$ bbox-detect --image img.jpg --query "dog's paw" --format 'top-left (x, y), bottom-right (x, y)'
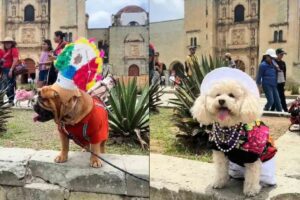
top-left (54, 154), bottom-right (68, 163)
top-left (243, 184), bottom-right (261, 197)
top-left (212, 181), bottom-right (227, 189)
top-left (90, 157), bottom-right (102, 168)
top-left (212, 176), bottom-right (229, 189)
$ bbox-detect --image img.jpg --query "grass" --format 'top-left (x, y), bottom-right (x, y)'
top-left (150, 108), bottom-right (212, 162)
top-left (0, 109), bottom-right (146, 155)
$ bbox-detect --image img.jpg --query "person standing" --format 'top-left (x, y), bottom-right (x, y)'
top-left (224, 52), bottom-right (236, 68)
top-left (149, 44), bottom-right (155, 84)
top-left (271, 48), bottom-right (288, 112)
top-left (151, 51), bottom-right (161, 85)
top-left (37, 40), bottom-right (53, 88)
top-left (0, 47), bottom-right (4, 70)
top-left (0, 37), bottom-right (19, 106)
top-left (256, 48), bottom-right (282, 112)
top-left (47, 31), bottom-right (68, 85)
top-left (185, 46), bottom-right (198, 76)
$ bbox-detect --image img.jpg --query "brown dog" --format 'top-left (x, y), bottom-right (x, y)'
top-left (33, 84), bottom-right (108, 168)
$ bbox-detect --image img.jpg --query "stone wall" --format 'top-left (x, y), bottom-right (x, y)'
top-left (0, 148), bottom-right (149, 200)
top-left (150, 19), bottom-right (185, 70)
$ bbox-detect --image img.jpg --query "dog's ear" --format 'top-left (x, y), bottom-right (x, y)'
top-left (190, 94), bottom-right (212, 125)
top-left (40, 87), bottom-right (59, 99)
top-left (240, 93), bottom-right (262, 123)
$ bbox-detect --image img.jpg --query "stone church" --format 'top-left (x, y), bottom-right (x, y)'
top-left (0, 1), bottom-right (149, 80)
top-left (150, 0), bottom-right (300, 83)
top-left (0, 0), bottom-right (87, 81)
top-left (88, 5), bottom-right (149, 76)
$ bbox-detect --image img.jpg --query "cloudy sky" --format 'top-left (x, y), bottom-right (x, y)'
top-left (86, 0), bottom-right (184, 28)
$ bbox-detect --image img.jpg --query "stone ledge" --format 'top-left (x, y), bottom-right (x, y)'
top-left (150, 132), bottom-right (300, 200)
top-left (0, 148), bottom-right (149, 199)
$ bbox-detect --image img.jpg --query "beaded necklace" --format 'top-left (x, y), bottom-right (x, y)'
top-left (211, 122), bottom-right (245, 153)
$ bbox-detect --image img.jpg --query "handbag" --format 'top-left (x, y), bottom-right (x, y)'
top-left (13, 61), bottom-right (28, 76)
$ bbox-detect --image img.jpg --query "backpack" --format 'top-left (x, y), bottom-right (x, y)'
top-left (288, 96), bottom-right (300, 131)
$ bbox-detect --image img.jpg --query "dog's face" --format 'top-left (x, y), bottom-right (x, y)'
top-left (33, 86), bottom-right (58, 123)
top-left (191, 80), bottom-right (262, 127)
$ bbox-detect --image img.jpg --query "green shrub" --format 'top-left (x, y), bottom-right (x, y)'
top-left (169, 56), bottom-right (225, 152)
top-left (0, 79), bottom-right (12, 135)
top-left (108, 78), bottom-right (149, 150)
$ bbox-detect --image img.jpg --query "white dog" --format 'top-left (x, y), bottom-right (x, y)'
top-left (191, 67), bottom-right (276, 196)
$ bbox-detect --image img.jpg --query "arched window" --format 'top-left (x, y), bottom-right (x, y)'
top-left (274, 31), bottom-right (278, 42)
top-left (278, 30), bottom-right (283, 41)
top-left (234, 5), bottom-right (245, 22)
top-left (69, 32), bottom-right (73, 42)
top-left (190, 37), bottom-right (193, 46)
top-left (250, 67), bottom-right (255, 76)
top-left (42, 5), bottom-right (46, 16)
top-left (129, 21), bottom-right (139, 26)
top-left (193, 37), bottom-right (197, 46)
top-left (12, 6), bottom-right (16, 16)
top-left (251, 3), bottom-right (256, 16)
top-left (24, 5), bottom-right (35, 21)
top-left (222, 7), bottom-right (226, 18)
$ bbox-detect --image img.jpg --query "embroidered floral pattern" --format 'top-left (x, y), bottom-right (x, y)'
top-left (242, 121), bottom-right (269, 154)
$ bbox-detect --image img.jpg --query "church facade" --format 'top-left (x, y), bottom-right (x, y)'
top-left (0, 0), bottom-right (87, 80)
top-left (150, 0), bottom-right (300, 82)
top-left (0, 2), bottom-right (148, 78)
top-left (88, 5), bottom-right (149, 76)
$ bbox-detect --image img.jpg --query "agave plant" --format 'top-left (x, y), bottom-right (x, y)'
top-left (108, 77), bottom-right (149, 150)
top-left (169, 56), bottom-right (225, 151)
top-left (0, 79), bottom-right (12, 135)
top-left (149, 83), bottom-right (163, 113)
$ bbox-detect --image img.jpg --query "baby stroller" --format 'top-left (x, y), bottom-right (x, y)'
top-left (288, 96), bottom-right (300, 132)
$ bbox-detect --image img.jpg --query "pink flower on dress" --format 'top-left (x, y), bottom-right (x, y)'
top-left (96, 75), bottom-right (103, 81)
top-left (242, 125), bottom-right (269, 154)
top-left (100, 50), bottom-right (105, 58)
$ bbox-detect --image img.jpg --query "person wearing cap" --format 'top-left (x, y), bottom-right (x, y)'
top-left (185, 46), bottom-right (198, 76)
top-left (224, 52), bottom-right (236, 68)
top-left (256, 48), bottom-right (282, 112)
top-left (0, 37), bottom-right (19, 105)
top-left (270, 48), bottom-right (288, 112)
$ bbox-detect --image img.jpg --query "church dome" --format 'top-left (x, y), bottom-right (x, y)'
top-left (116, 5), bottom-right (146, 16)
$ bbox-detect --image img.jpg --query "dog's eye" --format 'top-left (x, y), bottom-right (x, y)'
top-left (229, 93), bottom-right (235, 98)
top-left (216, 94), bottom-right (220, 97)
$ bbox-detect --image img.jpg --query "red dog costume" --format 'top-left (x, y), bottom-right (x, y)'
top-left (64, 99), bottom-right (108, 147)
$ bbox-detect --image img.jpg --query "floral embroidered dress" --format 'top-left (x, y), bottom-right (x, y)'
top-left (209, 120), bottom-right (277, 166)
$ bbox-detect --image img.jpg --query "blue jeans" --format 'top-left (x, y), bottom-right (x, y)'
top-left (38, 69), bottom-right (49, 82)
top-left (0, 68), bottom-right (16, 103)
top-left (262, 84), bottom-right (282, 111)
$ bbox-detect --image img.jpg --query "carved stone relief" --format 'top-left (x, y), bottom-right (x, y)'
top-left (232, 29), bottom-right (245, 45)
top-left (22, 28), bottom-right (35, 43)
top-left (130, 45), bottom-right (140, 57)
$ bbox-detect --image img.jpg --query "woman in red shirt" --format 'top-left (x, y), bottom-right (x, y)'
top-left (0, 37), bottom-right (19, 105)
top-left (47, 31), bottom-right (68, 85)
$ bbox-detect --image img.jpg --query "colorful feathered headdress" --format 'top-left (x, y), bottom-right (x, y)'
top-left (54, 38), bottom-right (104, 92)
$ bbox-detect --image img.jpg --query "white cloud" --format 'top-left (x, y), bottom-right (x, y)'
top-left (88, 11), bottom-right (111, 28)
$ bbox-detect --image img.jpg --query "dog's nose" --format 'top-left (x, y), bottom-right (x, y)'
top-left (219, 99), bottom-right (225, 105)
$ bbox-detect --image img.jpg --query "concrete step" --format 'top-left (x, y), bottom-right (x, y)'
top-left (0, 148), bottom-right (149, 199)
top-left (150, 131), bottom-right (300, 200)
